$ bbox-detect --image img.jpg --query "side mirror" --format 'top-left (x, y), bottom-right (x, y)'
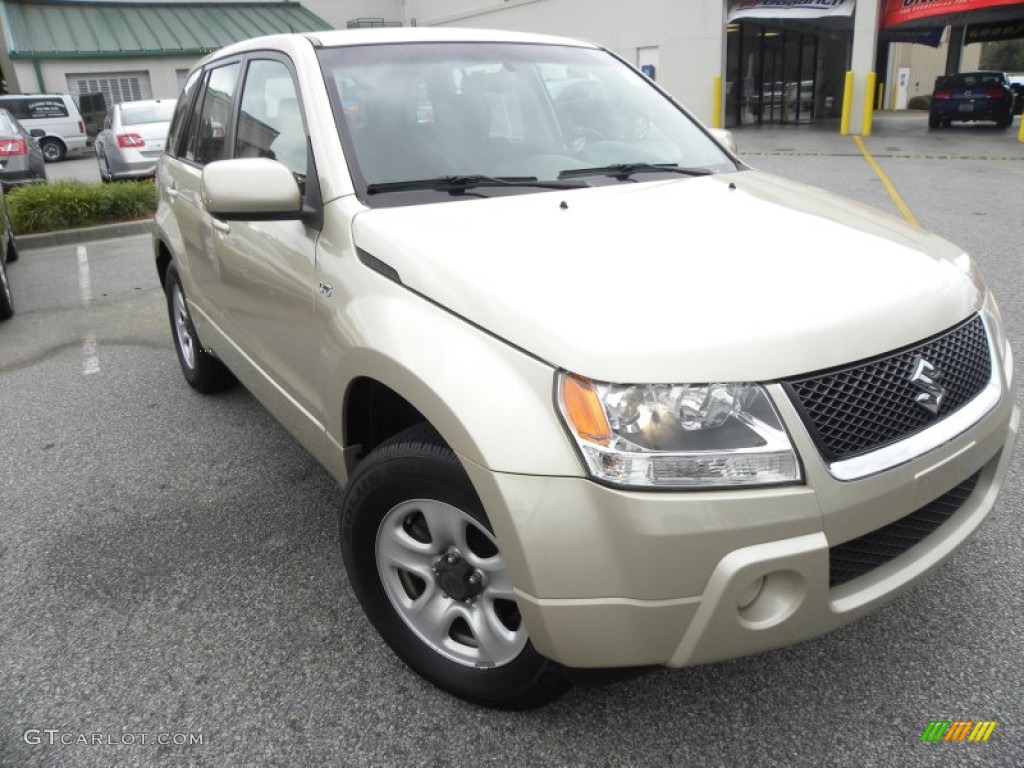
top-left (201, 158), bottom-right (302, 220)
top-left (29, 128), bottom-right (45, 139)
top-left (709, 128), bottom-right (738, 155)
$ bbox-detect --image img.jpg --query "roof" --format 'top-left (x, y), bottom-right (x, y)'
top-left (214, 26), bottom-right (598, 60)
top-left (0, 0), bottom-right (333, 59)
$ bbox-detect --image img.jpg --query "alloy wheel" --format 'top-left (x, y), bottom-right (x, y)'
top-left (172, 283), bottom-right (196, 369)
top-left (376, 499), bottom-right (527, 668)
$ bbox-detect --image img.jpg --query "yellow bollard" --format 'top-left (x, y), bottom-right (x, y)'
top-left (863, 72), bottom-right (876, 136)
top-left (840, 71), bottom-right (854, 135)
top-left (712, 76), bottom-right (723, 129)
top-left (1019, 113), bottom-right (1024, 143)
top-left (877, 82), bottom-right (885, 111)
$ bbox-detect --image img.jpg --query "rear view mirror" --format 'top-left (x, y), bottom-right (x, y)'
top-left (29, 128), bottom-right (45, 139)
top-left (201, 158), bottom-right (302, 220)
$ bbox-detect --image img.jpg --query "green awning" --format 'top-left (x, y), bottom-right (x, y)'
top-left (1, 0), bottom-right (333, 59)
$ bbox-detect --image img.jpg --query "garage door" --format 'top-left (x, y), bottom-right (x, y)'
top-left (66, 71), bottom-right (153, 106)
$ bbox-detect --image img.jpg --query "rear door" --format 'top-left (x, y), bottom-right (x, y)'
top-left (161, 60), bottom-right (242, 321)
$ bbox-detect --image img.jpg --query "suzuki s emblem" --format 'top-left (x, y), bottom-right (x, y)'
top-left (909, 357), bottom-right (945, 416)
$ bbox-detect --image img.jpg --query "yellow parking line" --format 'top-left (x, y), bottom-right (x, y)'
top-left (852, 135), bottom-right (920, 227)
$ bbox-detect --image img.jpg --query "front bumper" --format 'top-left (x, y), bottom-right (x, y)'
top-left (462, 358), bottom-right (1018, 669)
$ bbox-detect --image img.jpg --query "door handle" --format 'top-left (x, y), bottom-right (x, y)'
top-left (166, 181), bottom-right (178, 199)
top-left (211, 218), bottom-right (230, 235)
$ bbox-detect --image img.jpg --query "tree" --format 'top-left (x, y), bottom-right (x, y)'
top-left (980, 40), bottom-right (1024, 71)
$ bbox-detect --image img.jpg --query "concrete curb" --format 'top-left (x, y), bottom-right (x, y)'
top-left (17, 218), bottom-right (153, 250)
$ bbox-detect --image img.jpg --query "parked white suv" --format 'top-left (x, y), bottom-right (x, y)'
top-left (153, 29), bottom-right (1019, 709)
top-left (0, 93), bottom-right (89, 162)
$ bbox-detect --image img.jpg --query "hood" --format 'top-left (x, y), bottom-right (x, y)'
top-left (350, 171), bottom-right (983, 383)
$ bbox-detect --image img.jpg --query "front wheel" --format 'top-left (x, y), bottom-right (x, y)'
top-left (0, 254), bottom-right (14, 321)
top-left (39, 138), bottom-right (65, 163)
top-left (5, 216), bottom-right (18, 262)
top-left (340, 424), bottom-right (569, 709)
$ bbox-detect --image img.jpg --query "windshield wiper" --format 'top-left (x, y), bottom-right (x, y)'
top-left (366, 175), bottom-right (587, 195)
top-left (557, 163), bottom-right (712, 181)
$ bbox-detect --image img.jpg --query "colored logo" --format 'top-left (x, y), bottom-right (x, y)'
top-left (920, 720), bottom-right (997, 742)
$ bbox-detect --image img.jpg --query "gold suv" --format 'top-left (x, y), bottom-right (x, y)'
top-left (153, 29), bottom-right (1019, 709)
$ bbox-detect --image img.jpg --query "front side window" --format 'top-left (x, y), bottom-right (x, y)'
top-left (318, 42), bottom-right (736, 205)
top-left (187, 62), bottom-right (240, 166)
top-left (234, 59), bottom-right (307, 178)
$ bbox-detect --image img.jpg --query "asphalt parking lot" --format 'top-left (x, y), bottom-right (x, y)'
top-left (1, 112), bottom-right (1022, 767)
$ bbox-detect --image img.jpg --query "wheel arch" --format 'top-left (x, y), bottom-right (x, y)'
top-left (39, 135), bottom-right (67, 158)
top-left (154, 237), bottom-right (172, 289)
top-left (343, 376), bottom-right (430, 462)
top-left (332, 340), bottom-right (579, 479)
top-left (338, 359), bottom-right (486, 476)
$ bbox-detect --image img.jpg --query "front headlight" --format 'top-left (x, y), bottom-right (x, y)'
top-left (557, 373), bottom-right (801, 489)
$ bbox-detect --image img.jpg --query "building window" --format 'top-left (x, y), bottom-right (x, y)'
top-left (66, 71), bottom-right (153, 106)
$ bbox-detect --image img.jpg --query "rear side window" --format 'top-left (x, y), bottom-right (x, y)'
top-left (0, 97), bottom-right (71, 121)
top-left (167, 69), bottom-right (202, 158)
top-left (26, 99), bottom-right (69, 118)
top-left (185, 62), bottom-right (240, 166)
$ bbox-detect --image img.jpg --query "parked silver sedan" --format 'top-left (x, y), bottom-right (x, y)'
top-left (94, 99), bottom-right (175, 182)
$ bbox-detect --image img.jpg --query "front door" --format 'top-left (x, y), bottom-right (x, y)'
top-left (212, 56), bottom-right (323, 428)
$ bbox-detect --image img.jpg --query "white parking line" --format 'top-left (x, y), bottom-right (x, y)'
top-left (77, 246), bottom-right (93, 303)
top-left (82, 333), bottom-right (100, 375)
top-left (77, 246), bottom-right (100, 375)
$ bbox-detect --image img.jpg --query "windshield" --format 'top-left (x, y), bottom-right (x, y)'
top-left (318, 42), bottom-right (736, 203)
top-left (121, 101), bottom-right (176, 126)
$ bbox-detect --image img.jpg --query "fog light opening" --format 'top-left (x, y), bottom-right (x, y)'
top-left (737, 570), bottom-right (806, 628)
top-left (736, 575), bottom-right (765, 610)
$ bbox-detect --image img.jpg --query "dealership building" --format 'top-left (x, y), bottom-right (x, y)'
top-left (0, 0), bottom-right (1020, 134)
top-left (306, 0), bottom-right (1023, 132)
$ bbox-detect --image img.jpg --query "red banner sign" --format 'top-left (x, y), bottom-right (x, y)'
top-left (882, 0), bottom-right (1024, 29)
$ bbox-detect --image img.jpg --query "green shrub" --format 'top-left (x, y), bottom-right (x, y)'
top-left (907, 95), bottom-right (932, 111)
top-left (6, 180), bottom-right (156, 234)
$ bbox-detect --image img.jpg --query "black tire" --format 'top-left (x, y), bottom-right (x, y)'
top-left (164, 263), bottom-right (235, 393)
top-left (0, 252), bottom-right (13, 321)
top-left (997, 114), bottom-right (1012, 129)
top-left (39, 138), bottom-right (66, 163)
top-left (5, 216), bottom-right (18, 262)
top-left (97, 153), bottom-right (113, 183)
top-left (340, 424), bottom-right (569, 710)
top-left (927, 114), bottom-right (940, 129)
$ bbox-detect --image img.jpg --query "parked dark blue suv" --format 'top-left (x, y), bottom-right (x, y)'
top-left (929, 71), bottom-right (1015, 129)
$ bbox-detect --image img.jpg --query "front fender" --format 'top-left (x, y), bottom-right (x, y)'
top-left (321, 282), bottom-right (582, 478)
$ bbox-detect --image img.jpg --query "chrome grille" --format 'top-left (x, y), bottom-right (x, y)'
top-left (783, 315), bottom-right (990, 462)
